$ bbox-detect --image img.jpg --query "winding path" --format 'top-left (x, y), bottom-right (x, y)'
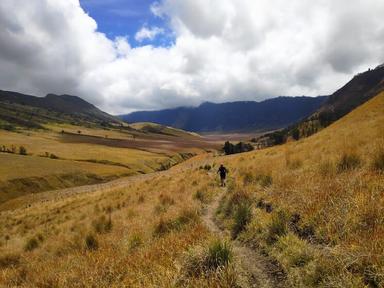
top-left (202, 188), bottom-right (288, 288)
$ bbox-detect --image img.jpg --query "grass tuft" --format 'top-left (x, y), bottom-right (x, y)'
top-left (231, 203), bottom-right (252, 239)
top-left (255, 173), bottom-right (273, 188)
top-left (153, 209), bottom-right (199, 236)
top-left (0, 254), bottom-right (20, 269)
top-left (267, 210), bottom-right (289, 244)
top-left (128, 234), bottom-right (143, 251)
top-left (337, 152), bottom-right (361, 172)
top-left (85, 234), bottom-right (98, 251)
top-left (92, 215), bottom-right (112, 234)
top-left (24, 237), bottom-right (39, 252)
top-left (182, 240), bottom-right (233, 278)
top-left (372, 149), bottom-right (384, 172)
top-left (206, 240), bottom-right (233, 270)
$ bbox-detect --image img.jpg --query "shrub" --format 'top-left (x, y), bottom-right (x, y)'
top-left (193, 190), bottom-right (206, 203)
top-left (36, 233), bottom-right (44, 242)
top-left (49, 153), bottom-right (59, 159)
top-left (287, 158), bottom-right (302, 170)
top-left (128, 234), bottom-right (143, 250)
top-left (231, 203), bottom-right (252, 239)
top-left (0, 254), bottom-right (20, 268)
top-left (154, 204), bottom-right (168, 214)
top-left (7, 145), bottom-right (16, 154)
top-left (223, 141), bottom-right (254, 155)
top-left (18, 146), bottom-right (27, 155)
top-left (0, 123), bottom-right (16, 131)
top-left (372, 150), bottom-right (384, 172)
top-left (154, 194), bottom-right (175, 214)
top-left (301, 258), bottom-right (332, 287)
top-left (85, 234), bottom-right (98, 250)
top-left (204, 164), bottom-right (212, 171)
top-left (272, 234), bottom-right (313, 270)
top-left (319, 160), bottom-right (335, 177)
top-left (92, 215), bottom-right (112, 234)
top-left (337, 153), bottom-right (361, 172)
top-left (255, 173), bottom-right (273, 188)
top-left (153, 218), bottom-right (170, 236)
top-left (159, 194), bottom-right (175, 206)
top-left (153, 209), bottom-right (199, 236)
top-left (242, 172), bottom-right (254, 185)
top-left (173, 209), bottom-right (199, 228)
top-left (222, 190), bottom-right (251, 217)
top-left (24, 237), bottom-right (39, 251)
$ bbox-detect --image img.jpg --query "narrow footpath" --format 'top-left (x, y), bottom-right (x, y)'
top-left (202, 187), bottom-right (288, 288)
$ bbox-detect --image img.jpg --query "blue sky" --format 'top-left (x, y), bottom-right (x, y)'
top-left (80, 0), bottom-right (172, 47)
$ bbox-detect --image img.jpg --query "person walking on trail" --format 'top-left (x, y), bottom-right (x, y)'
top-left (217, 164), bottom-right (228, 187)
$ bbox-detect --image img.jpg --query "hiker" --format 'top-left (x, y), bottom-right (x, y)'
top-left (217, 164), bottom-right (228, 187)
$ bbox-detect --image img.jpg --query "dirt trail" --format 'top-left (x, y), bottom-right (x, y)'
top-left (0, 172), bottom-right (165, 211)
top-left (202, 188), bottom-right (287, 288)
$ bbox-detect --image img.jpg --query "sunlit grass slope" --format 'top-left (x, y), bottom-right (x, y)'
top-left (0, 123), bottom-right (205, 204)
top-left (0, 93), bottom-right (382, 287)
top-left (0, 158), bottom-right (234, 287)
top-left (130, 122), bottom-right (200, 138)
top-left (215, 91), bottom-right (384, 287)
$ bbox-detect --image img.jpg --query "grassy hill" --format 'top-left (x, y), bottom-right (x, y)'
top-left (0, 92), bottom-right (382, 286)
top-left (214, 91), bottom-right (384, 286)
top-left (0, 91), bottom-right (221, 204)
top-left (258, 65), bottom-right (384, 145)
top-left (0, 90), bottom-right (121, 129)
top-left (130, 122), bottom-right (200, 138)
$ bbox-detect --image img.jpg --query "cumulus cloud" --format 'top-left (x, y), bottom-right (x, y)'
top-left (135, 26), bottom-right (164, 42)
top-left (0, 0), bottom-right (383, 114)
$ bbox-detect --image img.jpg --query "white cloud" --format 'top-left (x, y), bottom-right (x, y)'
top-left (135, 26), bottom-right (164, 42)
top-left (0, 0), bottom-right (383, 114)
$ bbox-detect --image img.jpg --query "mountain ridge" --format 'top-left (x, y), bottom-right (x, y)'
top-left (258, 64), bottom-right (384, 145)
top-left (0, 90), bottom-right (121, 129)
top-left (121, 96), bottom-right (328, 132)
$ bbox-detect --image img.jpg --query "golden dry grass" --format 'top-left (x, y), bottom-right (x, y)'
top-left (130, 122), bottom-right (200, 138)
top-left (0, 158), bottom-right (229, 287)
top-left (0, 92), bottom-right (383, 287)
top-left (0, 123), bottom-right (210, 204)
top-left (0, 129), bottom-right (169, 173)
top-left (214, 92), bottom-right (384, 287)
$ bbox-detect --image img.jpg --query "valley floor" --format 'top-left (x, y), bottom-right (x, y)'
top-left (0, 123), bottom-right (219, 206)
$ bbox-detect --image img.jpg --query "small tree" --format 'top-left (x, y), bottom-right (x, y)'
top-left (224, 141), bottom-right (234, 155)
top-left (19, 146), bottom-right (27, 155)
top-left (291, 127), bottom-right (300, 140)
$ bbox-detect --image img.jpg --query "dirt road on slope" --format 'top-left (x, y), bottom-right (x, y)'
top-left (0, 153), bottom-right (214, 212)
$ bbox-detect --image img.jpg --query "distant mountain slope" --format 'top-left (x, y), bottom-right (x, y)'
top-left (317, 65), bottom-right (384, 121)
top-left (258, 64), bottom-right (384, 145)
top-left (121, 96), bottom-right (327, 132)
top-left (130, 122), bottom-right (200, 138)
top-left (0, 90), bottom-right (121, 129)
